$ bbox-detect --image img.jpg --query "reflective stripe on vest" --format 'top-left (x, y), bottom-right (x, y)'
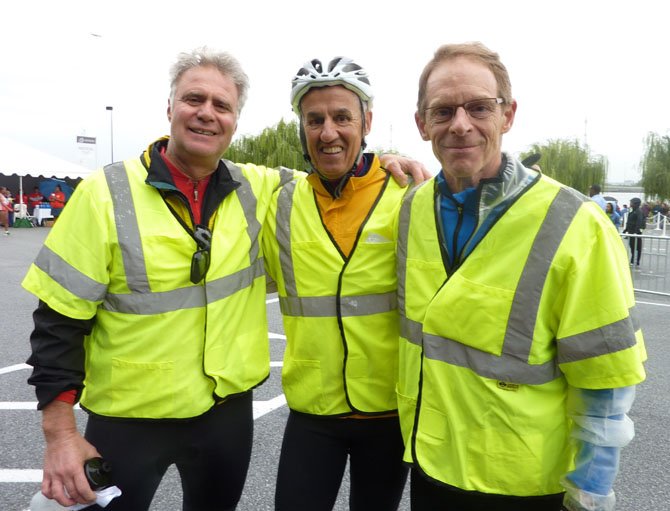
top-left (34, 245), bottom-right (108, 302)
top-left (398, 186), bottom-right (639, 385)
top-left (105, 163), bottom-right (151, 293)
top-left (35, 161), bottom-right (262, 314)
top-left (276, 179), bottom-right (397, 318)
top-left (226, 161), bottom-right (261, 263)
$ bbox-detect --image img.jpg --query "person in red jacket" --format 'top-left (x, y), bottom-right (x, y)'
top-left (0, 186), bottom-right (11, 234)
top-left (48, 185), bottom-right (66, 218)
top-left (28, 186), bottom-right (44, 215)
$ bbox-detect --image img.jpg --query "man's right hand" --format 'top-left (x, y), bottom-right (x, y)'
top-left (41, 400), bottom-right (99, 506)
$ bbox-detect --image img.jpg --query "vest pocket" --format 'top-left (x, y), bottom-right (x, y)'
top-left (424, 272), bottom-right (514, 356)
top-left (110, 358), bottom-right (175, 417)
top-left (396, 387), bottom-right (418, 446)
top-left (467, 427), bottom-right (546, 494)
top-left (283, 359), bottom-right (324, 413)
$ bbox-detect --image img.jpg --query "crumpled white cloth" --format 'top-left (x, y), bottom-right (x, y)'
top-left (69, 486), bottom-right (122, 510)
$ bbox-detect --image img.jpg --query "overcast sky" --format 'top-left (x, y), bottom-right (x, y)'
top-left (1, 1), bottom-right (667, 185)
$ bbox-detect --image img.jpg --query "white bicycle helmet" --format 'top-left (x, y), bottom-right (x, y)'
top-left (290, 57), bottom-right (374, 114)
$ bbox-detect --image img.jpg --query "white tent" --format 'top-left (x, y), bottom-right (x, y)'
top-left (0, 135), bottom-right (94, 180)
top-left (0, 135), bottom-right (94, 213)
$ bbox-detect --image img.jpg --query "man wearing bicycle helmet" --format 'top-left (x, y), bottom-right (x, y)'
top-left (263, 57), bottom-right (409, 510)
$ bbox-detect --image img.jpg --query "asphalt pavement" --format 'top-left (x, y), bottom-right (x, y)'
top-left (1, 227), bottom-right (668, 510)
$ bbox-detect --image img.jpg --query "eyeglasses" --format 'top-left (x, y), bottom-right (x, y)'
top-left (424, 97), bottom-right (504, 125)
top-left (190, 225), bottom-right (212, 284)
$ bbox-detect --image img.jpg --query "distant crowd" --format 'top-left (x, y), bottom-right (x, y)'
top-left (0, 185), bottom-right (67, 231)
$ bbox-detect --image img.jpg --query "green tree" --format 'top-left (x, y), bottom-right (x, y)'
top-left (224, 118), bottom-right (305, 170)
top-left (640, 132), bottom-right (670, 201)
top-left (520, 139), bottom-right (608, 193)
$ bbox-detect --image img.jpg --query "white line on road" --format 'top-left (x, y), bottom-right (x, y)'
top-left (0, 469), bottom-right (42, 483)
top-left (0, 402), bottom-right (37, 410)
top-left (0, 403), bottom-right (81, 410)
top-left (1, 395), bottom-right (288, 483)
top-left (0, 363), bottom-right (30, 375)
top-left (252, 394), bottom-right (287, 420)
top-left (637, 299), bottom-right (670, 307)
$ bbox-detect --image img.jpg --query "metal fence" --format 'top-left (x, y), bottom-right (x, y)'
top-left (647, 212), bottom-right (669, 237)
top-left (622, 232), bottom-right (670, 297)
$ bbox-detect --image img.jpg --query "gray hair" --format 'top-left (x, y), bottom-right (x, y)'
top-left (169, 46), bottom-right (250, 113)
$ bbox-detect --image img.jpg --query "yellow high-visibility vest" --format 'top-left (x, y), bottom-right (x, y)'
top-left (23, 156), bottom-right (290, 419)
top-left (397, 162), bottom-right (646, 495)
top-left (264, 163), bottom-right (405, 415)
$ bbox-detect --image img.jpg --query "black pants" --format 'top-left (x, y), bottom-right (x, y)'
top-left (410, 469), bottom-right (564, 511)
top-left (84, 392), bottom-right (253, 511)
top-left (629, 236), bottom-right (642, 265)
top-left (275, 411), bottom-right (408, 511)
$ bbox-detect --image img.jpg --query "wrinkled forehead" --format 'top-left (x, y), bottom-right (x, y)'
top-left (427, 57), bottom-right (498, 99)
top-left (300, 85), bottom-right (362, 113)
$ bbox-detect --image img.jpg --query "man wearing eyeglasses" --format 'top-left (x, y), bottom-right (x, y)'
top-left (396, 42), bottom-right (646, 511)
top-left (21, 47), bottom-right (427, 511)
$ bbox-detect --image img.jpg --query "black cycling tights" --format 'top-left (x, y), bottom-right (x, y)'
top-left (84, 392), bottom-right (253, 511)
top-left (629, 236), bottom-right (643, 265)
top-left (410, 469), bottom-right (565, 511)
top-left (275, 411), bottom-right (408, 511)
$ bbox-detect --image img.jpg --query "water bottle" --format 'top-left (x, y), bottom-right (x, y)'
top-left (29, 457), bottom-right (114, 510)
top-left (83, 457), bottom-right (113, 491)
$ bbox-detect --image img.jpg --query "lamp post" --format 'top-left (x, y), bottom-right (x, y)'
top-left (105, 106), bottom-right (114, 163)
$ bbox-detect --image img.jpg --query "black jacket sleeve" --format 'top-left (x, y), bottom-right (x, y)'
top-left (26, 300), bottom-right (94, 409)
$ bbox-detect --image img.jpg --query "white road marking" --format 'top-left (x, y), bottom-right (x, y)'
top-left (0, 469), bottom-right (41, 482)
top-left (0, 363), bottom-right (30, 375)
top-left (1, 317), bottom-right (288, 484)
top-left (637, 300), bottom-right (670, 307)
top-left (0, 403), bottom-right (81, 410)
top-left (252, 394), bottom-right (287, 420)
top-left (0, 402), bottom-right (37, 410)
top-left (0, 394), bottom-right (288, 482)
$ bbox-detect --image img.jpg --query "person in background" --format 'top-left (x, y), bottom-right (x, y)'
top-left (4, 188), bottom-right (15, 226)
top-left (605, 202), bottom-right (621, 229)
top-left (640, 201), bottom-right (651, 219)
top-left (623, 197), bottom-right (645, 267)
top-left (264, 57), bottom-right (408, 511)
top-left (588, 184), bottom-right (607, 211)
top-left (651, 200), bottom-right (662, 216)
top-left (48, 185), bottom-right (66, 218)
top-left (28, 186), bottom-right (44, 215)
top-left (620, 203), bottom-right (629, 219)
top-left (397, 41), bottom-right (646, 511)
top-left (22, 46), bottom-right (427, 511)
top-left (0, 187), bottom-right (11, 235)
